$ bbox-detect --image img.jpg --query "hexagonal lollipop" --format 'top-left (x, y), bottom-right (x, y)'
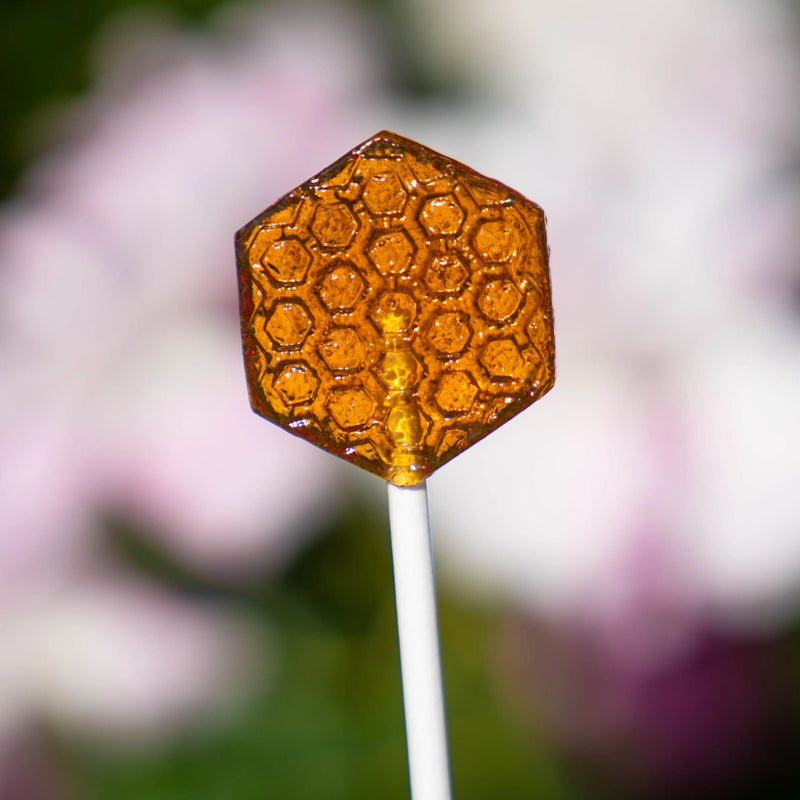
top-left (236, 131), bottom-right (554, 799)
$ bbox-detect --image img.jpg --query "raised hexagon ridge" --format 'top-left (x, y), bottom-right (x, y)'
top-left (311, 202), bottom-right (359, 249)
top-left (264, 300), bottom-right (313, 350)
top-left (327, 386), bottom-right (375, 430)
top-left (319, 327), bottom-right (366, 372)
top-left (318, 264), bottom-right (365, 312)
top-left (423, 253), bottom-right (470, 295)
top-left (477, 278), bottom-right (523, 323)
top-left (426, 312), bottom-right (472, 356)
top-left (480, 338), bottom-right (524, 379)
top-left (419, 193), bottom-right (465, 236)
top-left (473, 217), bottom-right (521, 263)
top-left (362, 172), bottom-right (407, 216)
top-left (261, 238), bottom-right (312, 285)
top-left (368, 230), bottom-right (415, 276)
top-left (434, 371), bottom-right (478, 413)
top-left (273, 361), bottom-right (318, 406)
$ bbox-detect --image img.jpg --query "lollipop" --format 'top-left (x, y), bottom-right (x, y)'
top-left (236, 131), bottom-right (554, 799)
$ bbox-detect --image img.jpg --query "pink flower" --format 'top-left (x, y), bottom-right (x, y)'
top-left (0, 1), bottom-right (383, 738)
top-left (0, 1), bottom-right (381, 579)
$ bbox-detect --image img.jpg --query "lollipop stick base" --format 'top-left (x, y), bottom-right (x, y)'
top-left (387, 481), bottom-right (453, 800)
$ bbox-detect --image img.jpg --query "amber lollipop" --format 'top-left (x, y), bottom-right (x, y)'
top-left (236, 131), bottom-right (554, 799)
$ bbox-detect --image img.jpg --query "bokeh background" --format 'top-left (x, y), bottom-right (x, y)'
top-left (2, 0), bottom-right (800, 797)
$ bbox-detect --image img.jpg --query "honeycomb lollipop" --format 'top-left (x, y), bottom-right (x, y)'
top-left (236, 130), bottom-right (554, 486)
top-left (236, 131), bottom-right (554, 799)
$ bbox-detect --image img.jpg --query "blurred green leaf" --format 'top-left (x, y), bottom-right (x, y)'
top-left (0, 0), bottom-right (234, 198)
top-left (0, 0), bottom-right (467, 200)
top-left (69, 496), bottom-right (569, 799)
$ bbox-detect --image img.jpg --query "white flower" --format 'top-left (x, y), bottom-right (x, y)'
top-left (398, 0), bottom-right (800, 635)
top-left (0, 573), bottom-right (254, 741)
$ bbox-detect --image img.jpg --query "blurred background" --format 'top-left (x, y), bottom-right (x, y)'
top-left (1, 0), bottom-right (800, 797)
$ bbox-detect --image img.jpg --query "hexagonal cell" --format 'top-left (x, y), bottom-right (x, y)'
top-left (327, 386), bottom-right (375, 430)
top-left (473, 217), bottom-right (521, 263)
top-left (480, 339), bottom-right (524, 379)
top-left (386, 400), bottom-right (424, 449)
top-left (362, 172), bottom-right (407, 216)
top-left (261, 238), bottom-right (311, 285)
top-left (368, 230), bottom-right (415, 276)
top-left (264, 300), bottom-right (313, 349)
top-left (273, 362), bottom-right (318, 405)
top-left (436, 427), bottom-right (467, 457)
top-left (426, 312), bottom-right (471, 356)
top-left (318, 264), bottom-right (365, 312)
top-left (247, 227), bottom-right (280, 269)
top-left (375, 346), bottom-right (422, 392)
top-left (423, 253), bottom-right (469, 295)
top-left (419, 194), bottom-right (464, 236)
top-left (477, 279), bottom-right (523, 322)
top-left (371, 291), bottom-right (418, 334)
top-left (319, 327), bottom-right (366, 372)
top-left (311, 202), bottom-right (359, 248)
top-left (435, 371), bottom-right (478, 413)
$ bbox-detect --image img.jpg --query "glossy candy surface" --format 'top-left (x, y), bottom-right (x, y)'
top-left (236, 131), bottom-right (555, 485)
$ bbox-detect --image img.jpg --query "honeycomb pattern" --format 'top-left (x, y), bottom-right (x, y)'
top-left (236, 130), bottom-right (555, 485)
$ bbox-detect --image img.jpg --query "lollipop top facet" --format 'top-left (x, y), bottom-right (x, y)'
top-left (236, 131), bottom-right (554, 485)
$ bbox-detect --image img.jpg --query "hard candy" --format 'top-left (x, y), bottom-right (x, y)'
top-left (236, 131), bottom-right (555, 485)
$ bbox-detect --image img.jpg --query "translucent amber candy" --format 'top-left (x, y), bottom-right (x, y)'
top-left (236, 131), bottom-right (555, 485)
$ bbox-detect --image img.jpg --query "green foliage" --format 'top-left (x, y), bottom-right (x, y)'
top-left (0, 0), bottom-right (463, 200)
top-left (0, 0), bottom-right (230, 198)
top-left (66, 497), bottom-right (568, 799)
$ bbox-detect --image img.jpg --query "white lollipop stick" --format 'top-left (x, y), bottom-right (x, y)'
top-left (387, 481), bottom-right (453, 800)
